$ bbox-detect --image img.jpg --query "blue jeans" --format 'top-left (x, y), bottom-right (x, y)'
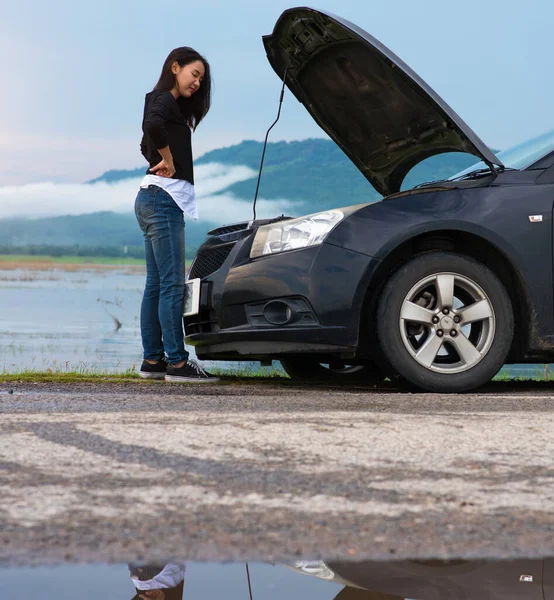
top-left (135, 185), bottom-right (189, 364)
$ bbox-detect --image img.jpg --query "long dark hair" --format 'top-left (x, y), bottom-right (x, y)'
top-left (154, 47), bottom-right (212, 131)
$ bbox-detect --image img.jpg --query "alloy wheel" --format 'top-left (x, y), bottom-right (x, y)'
top-left (398, 272), bottom-right (495, 374)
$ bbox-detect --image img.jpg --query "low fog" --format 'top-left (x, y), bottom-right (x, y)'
top-left (0, 163), bottom-right (299, 224)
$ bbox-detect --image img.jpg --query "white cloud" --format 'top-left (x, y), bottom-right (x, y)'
top-left (193, 163), bottom-right (258, 195)
top-left (0, 163), bottom-right (301, 223)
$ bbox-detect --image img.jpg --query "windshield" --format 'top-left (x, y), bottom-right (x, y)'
top-left (450, 128), bottom-right (554, 179)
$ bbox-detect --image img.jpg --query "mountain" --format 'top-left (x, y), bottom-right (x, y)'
top-left (87, 167), bottom-right (145, 184)
top-left (196, 139), bottom-right (477, 208)
top-left (90, 138), bottom-right (478, 211)
top-left (0, 212), bottom-right (140, 247)
top-left (0, 212), bottom-right (207, 258)
top-left (3, 139), bottom-right (480, 254)
top-left (197, 139), bottom-right (373, 209)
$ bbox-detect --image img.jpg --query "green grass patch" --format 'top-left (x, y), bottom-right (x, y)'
top-left (0, 255), bottom-right (196, 269)
top-left (0, 364), bottom-right (286, 384)
top-left (0, 372), bottom-right (141, 384)
top-left (0, 372), bottom-right (285, 385)
top-left (0, 254), bottom-right (146, 266)
top-left (3, 369), bottom-right (554, 387)
top-left (0, 362), bottom-right (142, 382)
top-left (493, 365), bottom-right (554, 382)
top-left (211, 366), bottom-right (286, 380)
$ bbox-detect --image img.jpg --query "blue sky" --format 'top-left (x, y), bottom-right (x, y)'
top-left (1, 0), bottom-right (553, 185)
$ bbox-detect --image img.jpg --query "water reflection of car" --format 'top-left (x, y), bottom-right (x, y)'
top-left (185, 6), bottom-right (554, 393)
top-left (289, 558), bottom-right (552, 599)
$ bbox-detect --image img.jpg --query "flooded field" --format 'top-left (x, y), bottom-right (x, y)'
top-left (0, 263), bottom-right (549, 378)
top-left (0, 264), bottom-right (256, 375)
top-left (0, 265), bottom-right (144, 373)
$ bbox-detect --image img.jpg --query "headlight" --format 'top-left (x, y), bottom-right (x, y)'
top-left (289, 560), bottom-right (336, 580)
top-left (250, 209), bottom-right (345, 259)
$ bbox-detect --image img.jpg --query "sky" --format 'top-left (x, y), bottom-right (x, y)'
top-left (1, 0), bottom-right (553, 214)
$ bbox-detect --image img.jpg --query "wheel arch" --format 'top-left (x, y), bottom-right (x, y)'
top-left (357, 229), bottom-right (532, 361)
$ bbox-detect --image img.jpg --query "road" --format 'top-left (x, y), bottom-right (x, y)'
top-left (1, 380), bottom-right (554, 565)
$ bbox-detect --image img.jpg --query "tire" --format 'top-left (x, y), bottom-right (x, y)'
top-left (376, 252), bottom-right (514, 393)
top-left (280, 357), bottom-right (385, 385)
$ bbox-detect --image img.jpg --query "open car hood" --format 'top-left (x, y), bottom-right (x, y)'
top-left (263, 7), bottom-right (503, 197)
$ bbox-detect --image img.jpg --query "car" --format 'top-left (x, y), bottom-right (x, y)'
top-left (288, 557), bottom-right (553, 599)
top-left (184, 6), bottom-right (554, 393)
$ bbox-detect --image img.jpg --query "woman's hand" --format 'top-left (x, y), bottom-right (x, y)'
top-left (149, 158), bottom-right (176, 178)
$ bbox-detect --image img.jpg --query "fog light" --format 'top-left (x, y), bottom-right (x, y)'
top-left (263, 301), bottom-right (293, 325)
top-left (245, 296), bottom-right (318, 328)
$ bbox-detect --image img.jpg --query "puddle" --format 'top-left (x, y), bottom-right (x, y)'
top-left (1, 557), bottom-right (553, 599)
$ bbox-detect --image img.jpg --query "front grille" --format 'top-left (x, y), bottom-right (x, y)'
top-left (189, 243), bottom-right (234, 279)
top-left (208, 222), bottom-right (249, 236)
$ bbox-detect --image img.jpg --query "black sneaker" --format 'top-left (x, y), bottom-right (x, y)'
top-left (165, 359), bottom-right (220, 383)
top-left (139, 357), bottom-right (168, 379)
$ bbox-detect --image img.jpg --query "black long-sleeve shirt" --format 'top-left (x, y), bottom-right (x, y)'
top-left (140, 90), bottom-right (194, 184)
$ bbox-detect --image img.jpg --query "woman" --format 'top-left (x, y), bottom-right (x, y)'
top-left (135, 47), bottom-right (218, 382)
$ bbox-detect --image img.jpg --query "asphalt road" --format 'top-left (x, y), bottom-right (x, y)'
top-left (1, 380), bottom-right (554, 566)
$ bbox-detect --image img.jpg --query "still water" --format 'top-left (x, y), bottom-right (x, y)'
top-left (0, 266), bottom-right (257, 374)
top-left (2, 557), bottom-right (553, 599)
top-left (0, 265), bottom-right (548, 378)
top-left (0, 267), bottom-right (145, 373)
top-left (0, 562), bottom-right (340, 600)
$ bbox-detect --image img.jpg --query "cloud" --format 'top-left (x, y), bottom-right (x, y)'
top-left (0, 163), bottom-right (301, 223)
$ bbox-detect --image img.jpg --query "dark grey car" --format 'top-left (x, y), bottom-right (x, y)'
top-left (184, 7), bottom-right (554, 393)
top-left (288, 557), bottom-right (553, 599)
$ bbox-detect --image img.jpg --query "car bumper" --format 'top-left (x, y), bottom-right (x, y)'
top-left (184, 240), bottom-right (378, 361)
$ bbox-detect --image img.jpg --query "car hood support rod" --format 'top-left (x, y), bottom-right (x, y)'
top-left (253, 68), bottom-right (288, 221)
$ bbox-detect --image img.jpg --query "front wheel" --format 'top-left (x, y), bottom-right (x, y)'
top-left (280, 357), bottom-right (385, 385)
top-left (376, 252), bottom-right (514, 393)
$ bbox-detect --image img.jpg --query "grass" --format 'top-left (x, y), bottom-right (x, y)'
top-left (2, 254), bottom-right (144, 265)
top-left (0, 255), bottom-right (193, 272)
top-left (0, 362), bottom-right (286, 384)
top-left (0, 360), bottom-right (141, 380)
top-left (0, 372), bottom-right (142, 384)
top-left (0, 254), bottom-right (145, 265)
top-left (0, 256), bottom-right (145, 272)
top-left (2, 365), bottom-right (553, 386)
top-left (493, 364), bottom-right (554, 381)
top-left (0, 372), bottom-right (285, 385)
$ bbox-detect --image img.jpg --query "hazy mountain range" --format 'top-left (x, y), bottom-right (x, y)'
top-left (0, 139), bottom-right (477, 254)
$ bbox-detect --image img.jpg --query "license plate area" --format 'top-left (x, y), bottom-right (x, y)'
top-left (183, 278), bottom-right (201, 317)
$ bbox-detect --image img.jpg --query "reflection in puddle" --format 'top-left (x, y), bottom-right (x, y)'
top-left (2, 557), bottom-right (553, 599)
top-left (129, 564), bottom-right (185, 600)
top-left (292, 558), bottom-right (550, 599)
